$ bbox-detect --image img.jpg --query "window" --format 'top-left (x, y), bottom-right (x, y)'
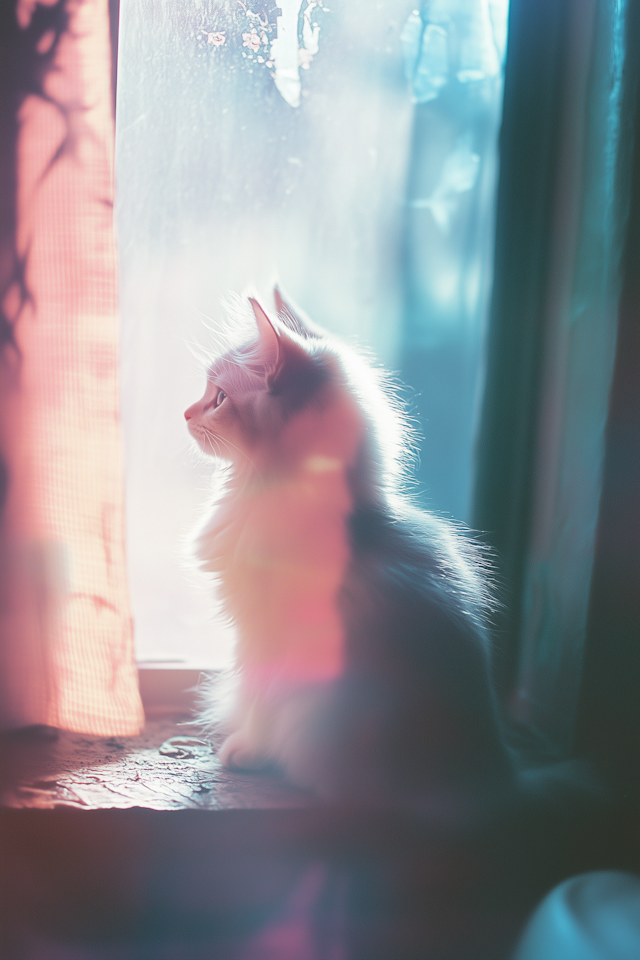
top-left (115, 0), bottom-right (510, 668)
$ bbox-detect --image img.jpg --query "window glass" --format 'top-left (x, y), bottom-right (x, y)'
top-left (115, 0), bottom-right (509, 666)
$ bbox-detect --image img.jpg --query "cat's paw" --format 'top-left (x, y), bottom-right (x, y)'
top-left (219, 731), bottom-right (267, 771)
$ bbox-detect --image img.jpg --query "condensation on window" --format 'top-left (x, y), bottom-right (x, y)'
top-left (115, 0), bottom-right (509, 666)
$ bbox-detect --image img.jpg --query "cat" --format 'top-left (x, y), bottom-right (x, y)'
top-left (185, 288), bottom-right (515, 812)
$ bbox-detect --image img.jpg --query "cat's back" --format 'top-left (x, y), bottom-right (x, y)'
top-left (342, 500), bottom-right (495, 658)
top-left (337, 499), bottom-right (512, 786)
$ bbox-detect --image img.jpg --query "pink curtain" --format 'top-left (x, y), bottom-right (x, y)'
top-left (0, 0), bottom-right (143, 734)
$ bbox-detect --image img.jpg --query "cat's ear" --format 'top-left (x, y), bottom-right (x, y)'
top-left (251, 295), bottom-right (322, 403)
top-left (249, 297), bottom-right (281, 371)
top-left (273, 286), bottom-right (321, 340)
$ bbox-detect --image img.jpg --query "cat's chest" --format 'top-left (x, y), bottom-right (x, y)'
top-left (222, 465), bottom-right (353, 593)
top-left (218, 467), bottom-right (352, 679)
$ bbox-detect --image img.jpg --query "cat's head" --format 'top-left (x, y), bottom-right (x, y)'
top-left (185, 289), bottom-right (346, 468)
top-left (185, 288), bottom-right (410, 499)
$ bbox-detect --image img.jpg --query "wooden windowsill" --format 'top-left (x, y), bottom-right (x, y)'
top-left (0, 716), bottom-right (312, 812)
top-left (0, 666), bottom-right (309, 812)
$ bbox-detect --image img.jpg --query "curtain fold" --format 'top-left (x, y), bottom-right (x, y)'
top-left (0, 0), bottom-right (143, 734)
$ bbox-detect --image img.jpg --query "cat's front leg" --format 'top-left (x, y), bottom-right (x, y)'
top-left (218, 698), bottom-right (271, 771)
top-left (218, 728), bottom-right (269, 771)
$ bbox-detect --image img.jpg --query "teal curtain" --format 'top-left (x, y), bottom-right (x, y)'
top-left (473, 0), bottom-right (633, 759)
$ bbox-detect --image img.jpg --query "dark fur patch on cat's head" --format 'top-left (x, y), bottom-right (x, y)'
top-left (269, 340), bottom-right (331, 412)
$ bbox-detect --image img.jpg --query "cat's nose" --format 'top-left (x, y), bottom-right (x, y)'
top-left (184, 406), bottom-right (194, 421)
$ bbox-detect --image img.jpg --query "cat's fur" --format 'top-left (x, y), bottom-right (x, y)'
top-left (185, 289), bottom-right (514, 810)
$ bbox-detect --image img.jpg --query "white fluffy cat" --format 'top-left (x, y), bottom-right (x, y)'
top-left (185, 289), bottom-right (513, 807)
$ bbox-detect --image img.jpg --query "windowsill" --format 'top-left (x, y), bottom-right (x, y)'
top-left (0, 667), bottom-right (312, 812)
top-left (0, 721), bottom-right (331, 957)
top-left (0, 716), bottom-right (312, 812)
top-left (0, 718), bottom-right (630, 959)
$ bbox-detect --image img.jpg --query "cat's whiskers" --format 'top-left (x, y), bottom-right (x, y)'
top-left (200, 427), bottom-right (232, 464)
top-left (201, 429), bottom-right (224, 460)
top-left (179, 436), bottom-right (198, 455)
top-left (213, 433), bottom-right (259, 476)
top-left (184, 339), bottom-right (216, 370)
top-left (212, 355), bottom-right (247, 371)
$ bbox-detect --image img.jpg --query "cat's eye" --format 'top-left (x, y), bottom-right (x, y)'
top-left (204, 389), bottom-right (227, 413)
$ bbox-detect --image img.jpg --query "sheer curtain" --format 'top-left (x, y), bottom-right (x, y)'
top-left (0, 0), bottom-right (142, 734)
